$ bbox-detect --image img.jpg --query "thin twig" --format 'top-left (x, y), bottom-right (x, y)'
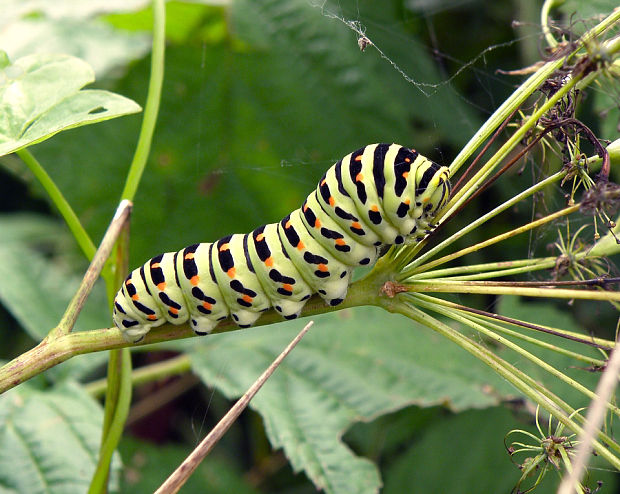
top-left (446, 303), bottom-right (613, 351)
top-left (50, 200), bottom-right (132, 338)
top-left (451, 107), bottom-right (520, 195)
top-left (154, 321), bottom-right (314, 494)
top-left (557, 330), bottom-right (620, 494)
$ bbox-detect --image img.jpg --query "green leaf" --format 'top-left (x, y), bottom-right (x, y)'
top-left (0, 381), bottom-right (121, 494)
top-left (118, 437), bottom-right (261, 494)
top-left (0, 214), bottom-right (109, 381)
top-left (0, 214), bottom-right (110, 339)
top-left (0, 53), bottom-right (141, 157)
top-left (188, 307), bottom-right (516, 494)
top-left (231, 0), bottom-right (479, 148)
top-left (0, 18), bottom-right (151, 79)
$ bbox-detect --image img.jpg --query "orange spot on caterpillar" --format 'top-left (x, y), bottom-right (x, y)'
top-left (282, 283), bottom-right (293, 292)
top-left (328, 196), bottom-right (335, 207)
top-left (321, 179), bottom-right (327, 186)
top-left (185, 252), bottom-right (194, 260)
top-left (404, 199), bottom-right (410, 205)
top-left (169, 307), bottom-right (179, 315)
top-left (351, 221), bottom-right (362, 229)
top-left (202, 301), bottom-right (212, 310)
top-left (297, 241), bottom-right (305, 250)
top-left (303, 204), bottom-right (308, 212)
top-left (220, 243), bottom-right (230, 252)
top-left (371, 205), bottom-right (379, 212)
top-left (256, 233), bottom-right (265, 242)
top-left (422, 197), bottom-right (430, 203)
top-left (157, 282), bottom-right (166, 291)
top-left (227, 267), bottom-right (236, 278)
top-left (285, 220), bottom-right (292, 229)
top-left (402, 171), bottom-right (409, 178)
top-left (354, 155), bottom-right (362, 161)
top-left (405, 157), bottom-right (411, 163)
top-left (317, 263), bottom-right (328, 272)
top-left (125, 279), bottom-right (133, 286)
top-left (152, 262), bottom-right (161, 269)
top-left (131, 294), bottom-right (139, 301)
top-left (242, 294), bottom-right (253, 303)
top-left (314, 218), bottom-right (321, 228)
top-left (355, 173), bottom-right (363, 182)
top-left (335, 238), bottom-right (346, 246)
top-left (147, 315), bottom-right (157, 321)
top-left (265, 256), bottom-right (274, 267)
top-left (190, 275), bottom-right (200, 286)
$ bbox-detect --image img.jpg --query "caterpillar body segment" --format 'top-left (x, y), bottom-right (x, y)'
top-left (113, 143), bottom-right (452, 342)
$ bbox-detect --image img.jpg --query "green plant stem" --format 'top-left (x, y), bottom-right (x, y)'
top-left (91, 1), bottom-right (166, 492)
top-left (395, 19), bottom-right (620, 273)
top-left (406, 279), bottom-right (620, 302)
top-left (540, 0), bottom-right (561, 48)
top-left (88, 348), bottom-right (132, 494)
top-left (0, 277), bottom-right (373, 394)
top-left (447, 8), bottom-right (620, 179)
top-left (391, 301), bottom-right (620, 469)
top-left (86, 354), bottom-right (192, 398)
top-left (410, 294), bottom-right (620, 418)
top-left (15, 148), bottom-right (97, 261)
top-left (442, 21), bottom-right (620, 231)
top-left (406, 205), bottom-right (579, 276)
top-left (410, 293), bottom-right (607, 366)
top-left (410, 257), bottom-right (559, 281)
top-left (120, 0), bottom-right (165, 202)
top-left (400, 171), bottom-right (566, 273)
top-left (49, 201), bottom-right (131, 338)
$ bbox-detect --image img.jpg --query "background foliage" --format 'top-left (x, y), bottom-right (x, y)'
top-left (0, 0), bottom-right (618, 493)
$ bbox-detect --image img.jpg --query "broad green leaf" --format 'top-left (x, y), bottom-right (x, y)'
top-left (0, 214), bottom-right (110, 339)
top-left (118, 437), bottom-right (260, 494)
top-left (231, 0), bottom-right (479, 148)
top-left (188, 307), bottom-right (516, 494)
top-left (0, 17), bottom-right (151, 79)
top-left (0, 53), bottom-right (141, 157)
top-left (0, 381), bottom-right (120, 494)
top-left (0, 214), bottom-right (109, 380)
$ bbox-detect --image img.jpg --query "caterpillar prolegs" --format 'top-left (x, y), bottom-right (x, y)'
top-left (113, 143), bottom-right (451, 342)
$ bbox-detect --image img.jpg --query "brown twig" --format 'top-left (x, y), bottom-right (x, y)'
top-left (51, 200), bottom-right (132, 337)
top-left (154, 321), bottom-right (314, 494)
top-left (557, 329), bottom-right (620, 493)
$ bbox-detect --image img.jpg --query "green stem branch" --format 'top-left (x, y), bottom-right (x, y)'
top-left (16, 148), bottom-right (97, 262)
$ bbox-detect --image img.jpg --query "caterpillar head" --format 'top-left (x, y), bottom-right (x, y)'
top-left (414, 161), bottom-right (451, 218)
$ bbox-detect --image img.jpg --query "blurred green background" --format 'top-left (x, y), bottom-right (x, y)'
top-left (1, 1), bottom-right (618, 493)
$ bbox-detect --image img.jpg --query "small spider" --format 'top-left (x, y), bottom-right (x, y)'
top-left (357, 35), bottom-right (371, 52)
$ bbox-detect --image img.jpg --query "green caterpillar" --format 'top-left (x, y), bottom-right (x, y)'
top-left (113, 143), bottom-right (451, 342)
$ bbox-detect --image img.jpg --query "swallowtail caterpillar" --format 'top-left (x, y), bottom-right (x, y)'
top-left (113, 143), bottom-right (451, 342)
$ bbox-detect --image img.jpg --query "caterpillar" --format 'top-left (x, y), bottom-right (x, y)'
top-left (113, 143), bottom-right (451, 342)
